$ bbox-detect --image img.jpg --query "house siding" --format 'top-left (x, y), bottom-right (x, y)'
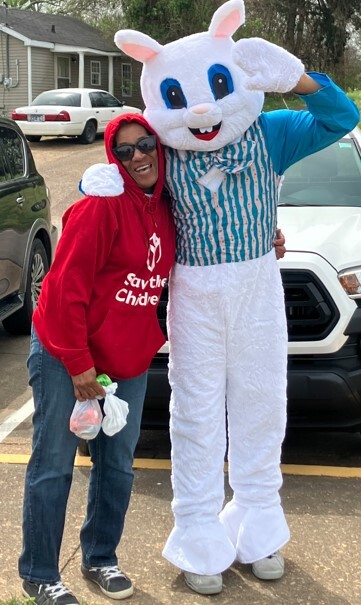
top-left (0, 36), bottom-right (28, 117)
top-left (84, 55), bottom-right (109, 90)
top-left (0, 29), bottom-right (143, 117)
top-left (114, 57), bottom-right (144, 110)
top-left (32, 47), bottom-right (55, 98)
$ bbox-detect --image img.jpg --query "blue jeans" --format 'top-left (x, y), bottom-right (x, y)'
top-left (19, 328), bottom-right (147, 584)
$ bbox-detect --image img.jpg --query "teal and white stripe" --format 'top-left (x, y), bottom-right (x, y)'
top-left (165, 120), bottom-right (280, 267)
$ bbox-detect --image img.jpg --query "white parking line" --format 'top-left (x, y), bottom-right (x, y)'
top-left (0, 398), bottom-right (34, 443)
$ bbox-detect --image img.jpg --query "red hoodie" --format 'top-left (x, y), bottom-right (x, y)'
top-left (33, 114), bottom-right (175, 379)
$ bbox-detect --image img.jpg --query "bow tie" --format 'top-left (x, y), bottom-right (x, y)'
top-left (182, 139), bottom-right (256, 181)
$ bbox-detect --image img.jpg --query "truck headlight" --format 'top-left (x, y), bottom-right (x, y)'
top-left (338, 267), bottom-right (361, 298)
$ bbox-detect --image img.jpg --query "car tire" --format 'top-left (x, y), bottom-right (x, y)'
top-left (26, 135), bottom-right (42, 143)
top-left (79, 121), bottom-right (97, 145)
top-left (3, 239), bottom-right (49, 335)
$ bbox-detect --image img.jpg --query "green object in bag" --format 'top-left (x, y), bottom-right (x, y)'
top-left (96, 373), bottom-right (112, 387)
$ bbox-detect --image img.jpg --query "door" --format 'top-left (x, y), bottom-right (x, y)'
top-left (57, 56), bottom-right (70, 88)
top-left (0, 125), bottom-right (36, 300)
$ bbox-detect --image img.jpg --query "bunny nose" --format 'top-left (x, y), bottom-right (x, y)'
top-left (190, 103), bottom-right (213, 114)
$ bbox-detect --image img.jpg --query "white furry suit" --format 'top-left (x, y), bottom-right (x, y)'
top-left (164, 252), bottom-right (289, 573)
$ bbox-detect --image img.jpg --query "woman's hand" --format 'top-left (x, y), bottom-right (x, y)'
top-left (71, 367), bottom-right (106, 401)
top-left (273, 228), bottom-right (286, 260)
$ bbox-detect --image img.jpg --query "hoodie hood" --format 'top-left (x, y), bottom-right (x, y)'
top-left (104, 113), bottom-right (165, 203)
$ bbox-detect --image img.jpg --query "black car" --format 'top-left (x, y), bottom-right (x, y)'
top-left (0, 118), bottom-right (58, 334)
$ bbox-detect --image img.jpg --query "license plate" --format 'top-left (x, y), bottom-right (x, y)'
top-left (28, 114), bottom-right (45, 122)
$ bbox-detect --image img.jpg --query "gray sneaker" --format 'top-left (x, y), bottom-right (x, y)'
top-left (184, 571), bottom-right (223, 595)
top-left (252, 552), bottom-right (284, 580)
top-left (81, 564), bottom-right (133, 600)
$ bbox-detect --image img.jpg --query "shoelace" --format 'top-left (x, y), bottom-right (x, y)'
top-left (41, 581), bottom-right (73, 598)
top-left (90, 566), bottom-right (124, 580)
top-left (267, 553), bottom-right (278, 559)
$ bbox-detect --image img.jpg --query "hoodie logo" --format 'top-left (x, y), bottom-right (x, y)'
top-left (147, 233), bottom-right (162, 272)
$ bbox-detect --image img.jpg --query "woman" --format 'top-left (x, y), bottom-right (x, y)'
top-left (18, 113), bottom-right (176, 605)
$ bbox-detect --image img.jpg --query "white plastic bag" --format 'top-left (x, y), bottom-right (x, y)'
top-left (102, 382), bottom-right (129, 437)
top-left (70, 399), bottom-right (103, 440)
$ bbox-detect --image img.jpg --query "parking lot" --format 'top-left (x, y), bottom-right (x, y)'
top-left (0, 137), bottom-right (360, 604)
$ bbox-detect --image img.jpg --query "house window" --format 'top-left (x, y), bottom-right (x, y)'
top-left (121, 63), bottom-right (132, 97)
top-left (91, 61), bottom-right (101, 86)
top-left (57, 57), bottom-right (70, 88)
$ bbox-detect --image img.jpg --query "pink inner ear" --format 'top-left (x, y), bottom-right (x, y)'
top-left (122, 43), bottom-right (158, 62)
top-left (214, 10), bottom-right (241, 38)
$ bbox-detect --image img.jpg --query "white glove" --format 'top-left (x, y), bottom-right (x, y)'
top-left (79, 163), bottom-right (124, 197)
top-left (233, 37), bottom-right (304, 93)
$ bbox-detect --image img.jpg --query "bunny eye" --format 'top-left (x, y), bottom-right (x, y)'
top-left (160, 78), bottom-right (187, 109)
top-left (208, 64), bottom-right (234, 100)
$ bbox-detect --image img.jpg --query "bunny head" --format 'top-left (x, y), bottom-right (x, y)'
top-left (115, 0), bottom-right (264, 152)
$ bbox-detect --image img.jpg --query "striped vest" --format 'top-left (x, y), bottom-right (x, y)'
top-left (164, 119), bottom-right (280, 266)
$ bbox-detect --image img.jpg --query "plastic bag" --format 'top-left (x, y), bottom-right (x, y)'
top-left (70, 399), bottom-right (103, 440)
top-left (102, 382), bottom-right (129, 437)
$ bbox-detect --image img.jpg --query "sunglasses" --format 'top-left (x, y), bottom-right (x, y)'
top-left (112, 135), bottom-right (157, 162)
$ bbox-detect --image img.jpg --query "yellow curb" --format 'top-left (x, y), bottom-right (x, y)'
top-left (280, 464), bottom-right (361, 478)
top-left (0, 454), bottom-right (360, 478)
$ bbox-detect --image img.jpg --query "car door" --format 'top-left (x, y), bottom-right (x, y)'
top-left (89, 91), bottom-right (112, 132)
top-left (89, 91), bottom-right (124, 132)
top-left (0, 124), bottom-right (37, 300)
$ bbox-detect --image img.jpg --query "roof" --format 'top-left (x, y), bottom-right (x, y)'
top-left (0, 6), bottom-right (119, 53)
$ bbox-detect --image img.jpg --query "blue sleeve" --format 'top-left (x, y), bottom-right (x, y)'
top-left (259, 72), bottom-right (360, 175)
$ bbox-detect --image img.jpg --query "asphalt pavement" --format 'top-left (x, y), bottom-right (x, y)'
top-left (0, 323), bottom-right (361, 604)
top-left (0, 454), bottom-right (360, 605)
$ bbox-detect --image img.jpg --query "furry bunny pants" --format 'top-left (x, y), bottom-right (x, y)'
top-left (163, 250), bottom-right (290, 575)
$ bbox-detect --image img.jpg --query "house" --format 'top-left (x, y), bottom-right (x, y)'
top-left (0, 6), bottom-right (143, 116)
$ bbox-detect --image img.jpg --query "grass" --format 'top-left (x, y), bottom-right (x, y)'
top-left (264, 89), bottom-right (361, 124)
top-left (263, 93), bottom-right (306, 112)
top-left (347, 89), bottom-right (361, 108)
top-left (0, 599), bottom-right (32, 605)
top-left (347, 90), bottom-right (361, 126)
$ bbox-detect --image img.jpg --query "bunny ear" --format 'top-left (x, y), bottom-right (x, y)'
top-left (208, 0), bottom-right (245, 39)
top-left (114, 30), bottom-right (163, 63)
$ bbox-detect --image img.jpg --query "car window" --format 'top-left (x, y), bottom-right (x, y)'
top-left (89, 91), bottom-right (103, 108)
top-left (31, 91), bottom-right (81, 106)
top-left (0, 126), bottom-right (25, 179)
top-left (0, 151), bottom-right (11, 183)
top-left (99, 92), bottom-right (123, 107)
top-left (279, 138), bottom-right (361, 207)
top-left (89, 91), bottom-right (122, 108)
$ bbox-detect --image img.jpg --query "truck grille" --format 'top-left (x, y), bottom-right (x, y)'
top-left (157, 287), bottom-right (168, 339)
top-left (157, 269), bottom-right (339, 343)
top-left (281, 269), bottom-right (339, 341)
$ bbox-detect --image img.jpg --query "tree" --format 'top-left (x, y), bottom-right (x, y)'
top-left (118, 0), bottom-right (225, 43)
top-left (243, 0), bottom-right (361, 86)
top-left (5, 0), bottom-right (361, 86)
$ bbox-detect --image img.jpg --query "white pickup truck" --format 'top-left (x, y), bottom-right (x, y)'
top-left (144, 128), bottom-right (361, 431)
